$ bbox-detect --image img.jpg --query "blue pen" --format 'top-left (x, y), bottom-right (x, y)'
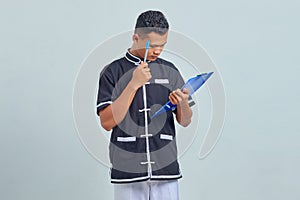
top-left (144, 40), bottom-right (150, 62)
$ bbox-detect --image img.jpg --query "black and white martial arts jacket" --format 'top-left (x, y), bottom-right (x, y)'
top-left (96, 50), bottom-right (194, 184)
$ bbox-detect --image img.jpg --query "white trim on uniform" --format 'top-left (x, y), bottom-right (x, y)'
top-left (150, 174), bottom-right (182, 179)
top-left (160, 134), bottom-right (173, 141)
top-left (127, 50), bottom-right (142, 61)
top-left (155, 79), bottom-right (169, 84)
top-left (125, 55), bottom-right (140, 66)
top-left (125, 49), bottom-right (152, 66)
top-left (139, 108), bottom-right (151, 112)
top-left (117, 136), bottom-right (136, 142)
top-left (112, 174), bottom-right (182, 183)
top-left (111, 175), bottom-right (150, 183)
top-left (97, 101), bottom-right (112, 108)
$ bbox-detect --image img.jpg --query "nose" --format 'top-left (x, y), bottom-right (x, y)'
top-left (153, 47), bottom-right (163, 55)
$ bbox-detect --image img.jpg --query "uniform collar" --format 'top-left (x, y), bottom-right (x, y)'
top-left (125, 49), bottom-right (151, 65)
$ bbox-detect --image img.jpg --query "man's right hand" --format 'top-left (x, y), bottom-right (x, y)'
top-left (130, 61), bottom-right (152, 89)
top-left (100, 61), bottom-right (151, 131)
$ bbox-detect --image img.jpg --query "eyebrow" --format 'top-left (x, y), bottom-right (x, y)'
top-left (150, 41), bottom-right (167, 48)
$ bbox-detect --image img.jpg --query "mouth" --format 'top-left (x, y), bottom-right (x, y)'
top-left (150, 55), bottom-right (158, 60)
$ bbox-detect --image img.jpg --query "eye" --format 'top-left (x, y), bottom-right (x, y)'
top-left (150, 44), bottom-right (165, 48)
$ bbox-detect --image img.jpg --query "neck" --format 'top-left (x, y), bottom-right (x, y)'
top-left (129, 45), bottom-right (141, 59)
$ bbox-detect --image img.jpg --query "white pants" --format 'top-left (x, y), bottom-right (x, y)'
top-left (114, 180), bottom-right (179, 200)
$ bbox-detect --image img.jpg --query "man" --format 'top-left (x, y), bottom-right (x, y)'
top-left (96, 10), bottom-right (193, 200)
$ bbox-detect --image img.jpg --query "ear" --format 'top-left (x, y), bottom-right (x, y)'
top-left (132, 34), bottom-right (139, 42)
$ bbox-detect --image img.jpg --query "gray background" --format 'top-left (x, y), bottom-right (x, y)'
top-left (1, 0), bottom-right (299, 199)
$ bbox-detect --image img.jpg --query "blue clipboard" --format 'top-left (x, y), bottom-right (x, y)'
top-left (151, 72), bottom-right (214, 119)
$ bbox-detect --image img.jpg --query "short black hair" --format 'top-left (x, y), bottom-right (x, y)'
top-left (135, 10), bottom-right (169, 35)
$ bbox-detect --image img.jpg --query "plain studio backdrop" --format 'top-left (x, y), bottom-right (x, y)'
top-left (0, 0), bottom-right (299, 200)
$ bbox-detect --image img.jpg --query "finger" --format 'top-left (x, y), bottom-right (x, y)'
top-left (182, 88), bottom-right (190, 95)
top-left (147, 74), bottom-right (152, 80)
top-left (144, 67), bottom-right (151, 72)
top-left (175, 89), bottom-right (189, 100)
top-left (173, 89), bottom-right (184, 98)
top-left (170, 91), bottom-right (182, 103)
top-left (169, 95), bottom-right (177, 104)
top-left (142, 62), bottom-right (149, 68)
top-left (138, 61), bottom-right (148, 69)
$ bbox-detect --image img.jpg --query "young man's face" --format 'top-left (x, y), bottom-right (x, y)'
top-left (134, 31), bottom-right (168, 61)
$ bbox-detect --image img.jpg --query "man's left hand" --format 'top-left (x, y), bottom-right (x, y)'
top-left (169, 88), bottom-right (189, 106)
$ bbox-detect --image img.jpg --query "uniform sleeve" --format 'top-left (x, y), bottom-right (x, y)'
top-left (96, 66), bottom-right (115, 115)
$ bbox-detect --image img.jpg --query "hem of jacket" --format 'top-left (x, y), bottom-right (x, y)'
top-left (111, 176), bottom-right (150, 184)
top-left (111, 174), bottom-right (182, 184)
